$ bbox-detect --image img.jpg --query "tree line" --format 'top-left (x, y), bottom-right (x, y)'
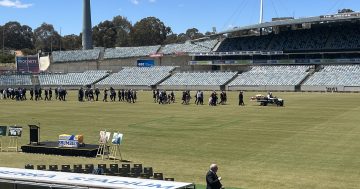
top-left (0, 16), bottom-right (212, 56)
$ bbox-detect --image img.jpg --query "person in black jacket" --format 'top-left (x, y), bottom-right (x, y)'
top-left (239, 91), bottom-right (245, 106)
top-left (206, 164), bottom-right (223, 189)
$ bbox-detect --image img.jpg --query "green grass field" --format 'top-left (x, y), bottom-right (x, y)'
top-left (0, 91), bottom-right (360, 189)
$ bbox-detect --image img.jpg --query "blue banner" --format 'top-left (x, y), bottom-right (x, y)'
top-left (137, 59), bottom-right (155, 67)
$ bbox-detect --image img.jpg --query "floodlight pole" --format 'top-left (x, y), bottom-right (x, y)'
top-left (82, 0), bottom-right (93, 50)
top-left (259, 0), bottom-right (264, 24)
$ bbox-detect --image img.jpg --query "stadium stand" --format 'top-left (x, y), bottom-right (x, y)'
top-left (39, 70), bottom-right (109, 86)
top-left (0, 75), bottom-right (32, 86)
top-left (217, 35), bottom-right (273, 52)
top-left (228, 65), bottom-right (311, 91)
top-left (159, 40), bottom-right (218, 55)
top-left (302, 65), bottom-right (360, 92)
top-left (326, 24), bottom-right (360, 49)
top-left (159, 71), bottom-right (237, 90)
top-left (104, 45), bottom-right (161, 59)
top-left (52, 49), bottom-right (101, 63)
top-left (96, 66), bottom-right (175, 89)
top-left (216, 23), bottom-right (360, 52)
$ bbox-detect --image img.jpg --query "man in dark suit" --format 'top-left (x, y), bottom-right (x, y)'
top-left (239, 91), bottom-right (245, 106)
top-left (206, 164), bottom-right (223, 189)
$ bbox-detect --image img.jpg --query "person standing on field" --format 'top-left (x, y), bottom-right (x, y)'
top-left (206, 164), bottom-right (223, 189)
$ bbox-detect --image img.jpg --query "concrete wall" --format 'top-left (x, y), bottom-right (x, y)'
top-left (94, 85), bottom-right (152, 90)
top-left (227, 85), bottom-right (296, 91)
top-left (157, 56), bottom-right (192, 70)
top-left (157, 85), bottom-right (221, 91)
top-left (301, 85), bottom-right (360, 92)
top-left (48, 61), bottom-right (98, 73)
top-left (99, 57), bottom-right (140, 72)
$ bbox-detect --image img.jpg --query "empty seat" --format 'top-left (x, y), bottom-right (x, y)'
top-left (160, 71), bottom-right (237, 86)
top-left (122, 164), bottom-right (131, 173)
top-left (97, 164), bottom-right (107, 174)
top-left (131, 167), bottom-right (142, 177)
top-left (61, 165), bottom-right (71, 172)
top-left (84, 164), bottom-right (94, 174)
top-left (143, 167), bottom-right (153, 177)
top-left (48, 165), bottom-right (58, 171)
top-left (25, 164), bottom-right (34, 169)
top-left (153, 173), bottom-right (163, 180)
top-left (109, 164), bottom-right (119, 174)
top-left (104, 45), bottom-right (161, 59)
top-left (97, 67), bottom-right (175, 86)
top-left (73, 164), bottom-right (83, 173)
top-left (229, 65), bottom-right (310, 86)
top-left (37, 165), bottom-right (46, 170)
top-left (133, 164), bottom-right (143, 171)
top-left (52, 49), bottom-right (101, 63)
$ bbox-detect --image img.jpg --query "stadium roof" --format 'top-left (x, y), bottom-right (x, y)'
top-left (216, 12), bottom-right (360, 35)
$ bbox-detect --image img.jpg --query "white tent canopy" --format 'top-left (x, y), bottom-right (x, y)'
top-left (0, 167), bottom-right (194, 189)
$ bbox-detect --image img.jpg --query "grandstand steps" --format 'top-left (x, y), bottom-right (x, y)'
top-left (31, 75), bottom-right (40, 86)
top-left (154, 74), bottom-right (173, 90)
top-left (223, 72), bottom-right (240, 91)
top-left (98, 48), bottom-right (105, 60)
top-left (212, 39), bottom-right (224, 52)
top-left (297, 67), bottom-right (317, 92)
top-left (93, 73), bottom-right (111, 86)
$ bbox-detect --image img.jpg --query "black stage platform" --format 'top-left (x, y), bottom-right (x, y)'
top-left (21, 141), bottom-right (99, 157)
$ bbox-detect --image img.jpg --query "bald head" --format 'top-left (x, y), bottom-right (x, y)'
top-left (210, 164), bottom-right (218, 173)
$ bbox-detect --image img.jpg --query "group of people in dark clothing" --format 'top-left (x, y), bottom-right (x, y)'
top-left (79, 87), bottom-right (137, 103)
top-left (0, 88), bottom-right (27, 101)
top-left (0, 87), bottom-right (68, 101)
top-left (153, 89), bottom-right (175, 104)
top-left (151, 90), bottom-right (245, 106)
top-left (2, 87), bottom-right (245, 106)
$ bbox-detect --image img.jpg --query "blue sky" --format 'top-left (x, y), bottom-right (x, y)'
top-left (0, 0), bottom-right (360, 35)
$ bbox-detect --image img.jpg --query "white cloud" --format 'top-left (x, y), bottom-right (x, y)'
top-left (130, 0), bottom-right (139, 5)
top-left (0, 0), bottom-right (32, 8)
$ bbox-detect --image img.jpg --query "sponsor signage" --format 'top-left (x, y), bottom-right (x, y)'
top-left (58, 134), bottom-right (83, 148)
top-left (16, 55), bottom-right (40, 73)
top-left (0, 167), bottom-right (194, 189)
top-left (137, 59), bottom-right (155, 67)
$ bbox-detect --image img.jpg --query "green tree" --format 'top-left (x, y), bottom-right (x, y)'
top-left (338, 9), bottom-right (354, 13)
top-left (1, 22), bottom-right (34, 50)
top-left (130, 17), bottom-right (171, 46)
top-left (163, 33), bottom-right (179, 44)
top-left (185, 28), bottom-right (204, 40)
top-left (34, 23), bottom-right (61, 52)
top-left (92, 16), bottom-right (132, 48)
top-left (61, 34), bottom-right (82, 50)
top-left (113, 16), bottom-right (132, 47)
top-left (0, 53), bottom-right (15, 63)
top-left (176, 33), bottom-right (188, 43)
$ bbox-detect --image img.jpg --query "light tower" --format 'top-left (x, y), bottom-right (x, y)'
top-left (82, 0), bottom-right (93, 50)
top-left (259, 0), bottom-right (264, 24)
